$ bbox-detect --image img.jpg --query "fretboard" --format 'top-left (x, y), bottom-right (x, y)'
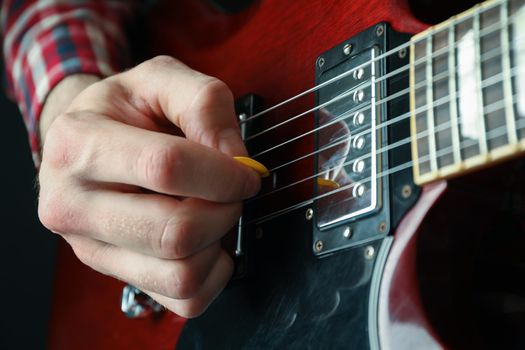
top-left (410, 0), bottom-right (525, 185)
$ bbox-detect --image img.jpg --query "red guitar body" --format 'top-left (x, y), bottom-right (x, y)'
top-left (48, 0), bottom-right (525, 348)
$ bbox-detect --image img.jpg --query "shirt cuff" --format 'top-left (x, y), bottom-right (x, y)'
top-left (2, 1), bottom-right (134, 167)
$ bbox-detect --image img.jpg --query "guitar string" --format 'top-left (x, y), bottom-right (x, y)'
top-left (245, 22), bottom-right (523, 160)
top-left (266, 59), bottom-right (523, 174)
top-left (248, 88), bottom-right (521, 204)
top-left (243, 115), bottom-right (525, 226)
top-left (240, 8), bottom-right (515, 139)
top-left (240, 0), bottom-right (505, 126)
top-left (238, 3), bottom-right (524, 225)
top-left (250, 40), bottom-right (514, 161)
top-left (254, 48), bottom-right (523, 182)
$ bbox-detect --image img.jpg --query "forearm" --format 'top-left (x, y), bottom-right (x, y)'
top-left (39, 75), bottom-right (100, 144)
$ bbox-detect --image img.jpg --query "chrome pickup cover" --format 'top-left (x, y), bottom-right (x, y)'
top-left (315, 48), bottom-right (381, 228)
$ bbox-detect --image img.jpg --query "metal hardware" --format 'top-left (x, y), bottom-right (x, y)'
top-left (314, 240), bottom-right (324, 252)
top-left (305, 208), bottom-right (314, 220)
top-left (364, 246), bottom-right (375, 259)
top-left (401, 184), bottom-right (412, 198)
top-left (398, 48), bottom-right (407, 59)
top-left (234, 94), bottom-right (263, 276)
top-left (353, 68), bottom-right (365, 80)
top-left (343, 43), bottom-right (353, 56)
top-left (121, 285), bottom-right (163, 319)
top-left (378, 222), bottom-right (387, 233)
top-left (353, 159), bottom-right (366, 173)
top-left (312, 23), bottom-right (418, 256)
top-left (238, 113), bottom-right (248, 141)
top-left (238, 113), bottom-right (247, 121)
top-left (353, 112), bottom-right (365, 126)
top-left (317, 57), bottom-right (325, 68)
top-left (353, 89), bottom-right (365, 102)
top-left (376, 24), bottom-right (384, 37)
top-left (353, 183), bottom-right (366, 198)
top-left (353, 135), bottom-right (365, 150)
top-left (343, 227), bottom-right (353, 239)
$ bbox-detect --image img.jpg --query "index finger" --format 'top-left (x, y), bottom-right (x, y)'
top-left (112, 56), bottom-right (246, 157)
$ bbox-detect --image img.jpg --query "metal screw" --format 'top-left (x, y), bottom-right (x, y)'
top-left (353, 89), bottom-right (365, 102)
top-left (255, 227), bottom-right (263, 240)
top-left (314, 240), bottom-right (324, 252)
top-left (379, 222), bottom-right (387, 233)
top-left (353, 159), bottom-right (365, 174)
top-left (318, 57), bottom-right (325, 68)
top-left (343, 227), bottom-right (353, 239)
top-left (364, 246), bottom-right (375, 259)
top-left (353, 183), bottom-right (366, 198)
top-left (398, 48), bottom-right (407, 59)
top-left (376, 25), bottom-right (384, 37)
top-left (343, 43), bottom-right (353, 56)
top-left (353, 112), bottom-right (365, 126)
top-left (305, 208), bottom-right (314, 220)
top-left (238, 113), bottom-right (247, 121)
top-left (401, 184), bottom-right (412, 199)
top-left (353, 68), bottom-right (364, 80)
top-left (353, 135), bottom-right (365, 150)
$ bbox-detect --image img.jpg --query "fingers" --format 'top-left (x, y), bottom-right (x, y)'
top-left (42, 113), bottom-right (260, 202)
top-left (64, 235), bottom-right (232, 308)
top-left (145, 250), bottom-right (233, 318)
top-left (107, 56), bottom-right (246, 157)
top-left (39, 186), bottom-right (241, 259)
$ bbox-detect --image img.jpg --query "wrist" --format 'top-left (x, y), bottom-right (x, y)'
top-left (39, 74), bottom-right (101, 144)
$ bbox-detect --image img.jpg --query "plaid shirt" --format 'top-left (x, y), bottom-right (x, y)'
top-left (1, 0), bottom-right (135, 166)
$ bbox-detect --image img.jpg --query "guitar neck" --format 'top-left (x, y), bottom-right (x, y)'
top-left (410, 0), bottom-right (525, 185)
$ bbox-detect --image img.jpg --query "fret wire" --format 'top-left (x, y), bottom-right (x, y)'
top-left (425, 35), bottom-right (439, 172)
top-left (474, 8), bottom-right (489, 154)
top-left (448, 21), bottom-right (462, 164)
top-left (500, 0), bottom-right (518, 143)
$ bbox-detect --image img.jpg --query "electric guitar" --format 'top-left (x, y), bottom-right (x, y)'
top-left (48, 0), bottom-right (525, 348)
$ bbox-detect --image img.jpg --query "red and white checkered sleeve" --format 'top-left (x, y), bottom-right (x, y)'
top-left (1, 0), bottom-right (136, 166)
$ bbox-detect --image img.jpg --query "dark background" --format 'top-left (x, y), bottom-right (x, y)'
top-left (0, 90), bottom-right (56, 349)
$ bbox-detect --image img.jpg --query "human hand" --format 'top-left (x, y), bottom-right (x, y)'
top-left (38, 56), bottom-right (261, 317)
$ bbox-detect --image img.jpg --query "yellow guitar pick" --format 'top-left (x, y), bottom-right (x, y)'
top-left (234, 156), bottom-right (270, 178)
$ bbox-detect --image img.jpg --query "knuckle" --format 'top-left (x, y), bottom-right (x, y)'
top-left (143, 55), bottom-right (179, 70)
top-left (159, 216), bottom-right (195, 259)
top-left (38, 189), bottom-right (76, 234)
top-left (72, 242), bottom-right (108, 270)
top-left (163, 263), bottom-right (200, 299)
top-left (42, 113), bottom-right (82, 170)
top-left (192, 78), bottom-right (232, 112)
top-left (137, 143), bottom-right (182, 192)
